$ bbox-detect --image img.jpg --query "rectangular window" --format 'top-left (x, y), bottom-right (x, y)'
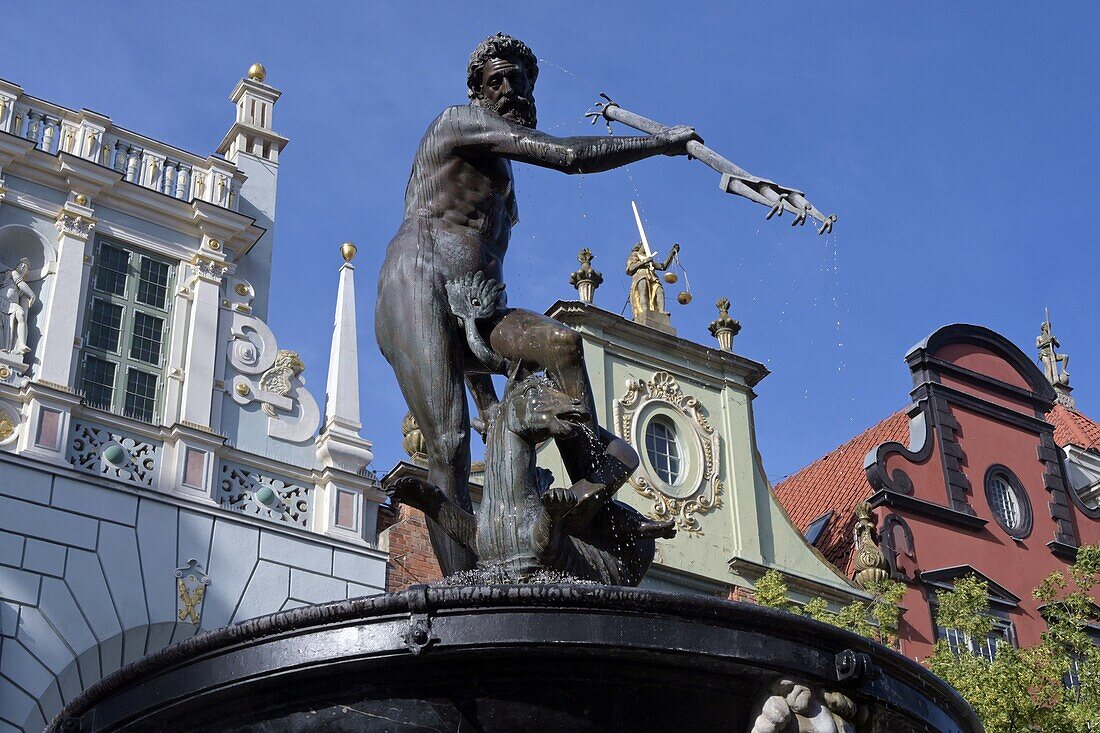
top-left (124, 368), bottom-right (158, 422)
top-left (935, 621), bottom-right (1012, 663)
top-left (129, 311), bottom-right (164, 364)
top-left (93, 242), bottom-right (130, 296)
top-left (136, 256), bottom-right (170, 309)
top-left (79, 238), bottom-right (174, 424)
top-left (86, 299), bottom-right (124, 352)
top-left (81, 355), bottom-right (116, 409)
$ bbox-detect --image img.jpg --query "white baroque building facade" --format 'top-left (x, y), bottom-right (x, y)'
top-left (0, 67), bottom-right (387, 732)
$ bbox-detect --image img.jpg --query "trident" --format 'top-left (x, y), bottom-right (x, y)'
top-left (587, 94), bottom-right (837, 235)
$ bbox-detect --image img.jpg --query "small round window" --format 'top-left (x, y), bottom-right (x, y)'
top-left (984, 467), bottom-right (1031, 539)
top-left (645, 417), bottom-right (682, 485)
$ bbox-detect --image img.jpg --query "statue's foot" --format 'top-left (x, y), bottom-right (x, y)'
top-left (540, 486), bottom-right (578, 519)
top-left (636, 519), bottom-right (677, 540)
top-left (383, 475), bottom-right (445, 514)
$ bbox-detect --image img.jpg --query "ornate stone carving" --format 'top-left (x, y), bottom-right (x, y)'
top-left (749, 677), bottom-right (866, 733)
top-left (176, 559), bottom-right (210, 625)
top-left (226, 311), bottom-right (320, 443)
top-left (568, 247), bottom-right (603, 304)
top-left (708, 297), bottom-right (741, 352)
top-left (217, 462), bottom-right (312, 528)
top-left (189, 255), bottom-right (228, 283)
top-left (54, 211), bottom-right (96, 240)
top-left (68, 421), bottom-right (161, 488)
top-left (258, 350), bottom-right (305, 417)
top-left (0, 400), bottom-right (19, 446)
top-left (852, 502), bottom-right (890, 589)
top-left (614, 371), bottom-right (722, 534)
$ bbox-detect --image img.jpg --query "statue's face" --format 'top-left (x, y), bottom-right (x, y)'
top-left (479, 57), bottom-right (537, 128)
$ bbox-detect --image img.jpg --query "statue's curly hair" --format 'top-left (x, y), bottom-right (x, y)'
top-left (466, 33), bottom-right (539, 100)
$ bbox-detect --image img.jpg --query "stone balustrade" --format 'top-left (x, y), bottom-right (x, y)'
top-left (1, 93), bottom-right (241, 211)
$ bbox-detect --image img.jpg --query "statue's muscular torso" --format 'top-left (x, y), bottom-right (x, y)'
top-left (385, 105), bottom-right (521, 288)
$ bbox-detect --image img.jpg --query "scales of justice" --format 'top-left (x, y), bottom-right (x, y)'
top-left (53, 34), bottom-right (981, 733)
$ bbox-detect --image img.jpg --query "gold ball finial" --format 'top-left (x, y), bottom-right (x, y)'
top-left (340, 242), bottom-right (357, 262)
top-left (247, 63), bottom-right (267, 83)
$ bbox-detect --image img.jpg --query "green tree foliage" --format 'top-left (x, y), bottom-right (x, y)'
top-left (751, 570), bottom-right (906, 647)
top-left (752, 549), bottom-right (1100, 732)
top-left (927, 545), bottom-right (1100, 733)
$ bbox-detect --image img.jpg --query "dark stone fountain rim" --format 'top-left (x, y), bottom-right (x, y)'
top-left (50, 584), bottom-right (982, 732)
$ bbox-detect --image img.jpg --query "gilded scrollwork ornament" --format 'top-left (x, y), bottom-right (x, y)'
top-left (614, 371), bottom-right (722, 535)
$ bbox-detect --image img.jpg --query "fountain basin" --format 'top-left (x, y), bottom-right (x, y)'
top-left (50, 585), bottom-right (982, 732)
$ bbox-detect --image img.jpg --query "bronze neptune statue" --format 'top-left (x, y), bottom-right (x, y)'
top-left (376, 33), bottom-right (694, 579)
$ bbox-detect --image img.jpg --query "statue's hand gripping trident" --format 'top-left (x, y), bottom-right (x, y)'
top-left (586, 94), bottom-right (837, 235)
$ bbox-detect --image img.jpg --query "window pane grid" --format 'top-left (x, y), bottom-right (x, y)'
top-left (81, 239), bottom-right (173, 424)
top-left (136, 257), bottom-right (170, 309)
top-left (129, 311), bottom-right (164, 365)
top-left (645, 419), bottom-right (681, 485)
top-left (93, 243), bottom-right (130, 296)
top-left (989, 476), bottom-right (1021, 529)
top-left (937, 623), bottom-right (1008, 663)
top-left (124, 368), bottom-right (158, 422)
top-left (80, 355), bottom-right (116, 409)
top-left (86, 299), bottom-right (124, 353)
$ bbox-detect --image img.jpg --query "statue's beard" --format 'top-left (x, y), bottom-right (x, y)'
top-left (483, 93), bottom-right (537, 128)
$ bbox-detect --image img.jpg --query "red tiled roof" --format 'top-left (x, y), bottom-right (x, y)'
top-left (773, 409), bottom-right (910, 576)
top-left (1049, 404), bottom-right (1100, 452)
top-left (774, 403), bottom-right (1100, 579)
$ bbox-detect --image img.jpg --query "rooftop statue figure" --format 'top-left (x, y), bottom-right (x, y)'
top-left (375, 33), bottom-right (696, 576)
top-left (627, 241), bottom-right (678, 320)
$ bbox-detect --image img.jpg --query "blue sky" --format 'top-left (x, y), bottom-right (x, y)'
top-left (7, 2), bottom-right (1098, 481)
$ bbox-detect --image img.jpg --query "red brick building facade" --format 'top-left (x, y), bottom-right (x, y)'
top-left (776, 323), bottom-right (1100, 661)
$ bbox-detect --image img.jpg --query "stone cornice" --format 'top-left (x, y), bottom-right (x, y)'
top-left (546, 300), bottom-right (769, 388)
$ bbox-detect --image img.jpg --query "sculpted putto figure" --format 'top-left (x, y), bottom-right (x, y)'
top-left (375, 33), bottom-right (699, 575)
top-left (0, 258), bottom-right (35, 355)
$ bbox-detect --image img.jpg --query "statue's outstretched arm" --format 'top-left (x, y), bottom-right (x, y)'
top-left (454, 108), bottom-right (696, 174)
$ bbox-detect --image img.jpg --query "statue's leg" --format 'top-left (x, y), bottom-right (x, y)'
top-left (13, 311), bottom-right (27, 353)
top-left (377, 283), bottom-right (478, 576)
top-left (487, 309), bottom-right (598, 485)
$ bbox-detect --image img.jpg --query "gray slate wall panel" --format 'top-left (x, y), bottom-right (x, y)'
top-left (289, 569), bottom-right (346, 604)
top-left (0, 532), bottom-right (24, 569)
top-left (21, 540), bottom-right (65, 578)
top-left (232, 561), bottom-right (289, 623)
top-left (202, 521), bottom-right (260, 629)
top-left (134, 500), bottom-right (178, 631)
top-left (177, 510), bottom-right (215, 571)
top-left (0, 464), bottom-right (52, 505)
top-left (260, 531), bottom-right (332, 575)
top-left (51, 477), bottom-right (137, 526)
top-left (333, 548), bottom-right (385, 588)
top-left (0, 497), bottom-right (97, 550)
top-left (0, 567), bottom-right (40, 606)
